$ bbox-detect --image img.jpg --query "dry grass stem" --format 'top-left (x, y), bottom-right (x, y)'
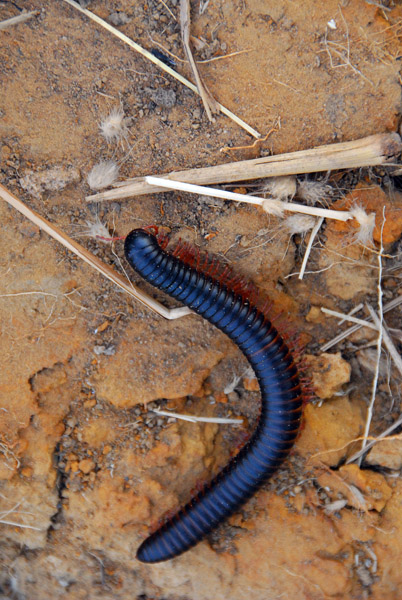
top-left (151, 408), bottom-right (243, 425)
top-left (180, 0), bottom-right (218, 121)
top-left (366, 304), bottom-right (402, 377)
top-left (321, 307), bottom-right (378, 331)
top-left (159, 0), bottom-right (177, 21)
top-left (323, 7), bottom-right (373, 86)
top-left (337, 303), bottom-right (364, 325)
top-left (359, 208), bottom-right (385, 466)
top-left (145, 176), bottom-right (353, 222)
top-left (346, 413), bottom-right (402, 465)
top-left (320, 295), bottom-right (402, 352)
top-left (0, 519), bottom-right (43, 531)
top-left (61, 0), bottom-right (260, 138)
top-left (0, 183), bottom-right (191, 320)
top-left (298, 217), bottom-right (324, 280)
top-left (88, 133), bottom-right (401, 202)
top-left (0, 10), bottom-right (38, 30)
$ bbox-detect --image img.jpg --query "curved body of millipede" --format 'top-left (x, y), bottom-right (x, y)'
top-left (124, 228), bottom-right (304, 563)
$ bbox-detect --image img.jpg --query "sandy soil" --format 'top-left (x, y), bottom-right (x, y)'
top-left (1, 1), bottom-right (402, 599)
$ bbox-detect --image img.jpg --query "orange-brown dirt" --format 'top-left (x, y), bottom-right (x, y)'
top-left (1, 1), bottom-right (402, 599)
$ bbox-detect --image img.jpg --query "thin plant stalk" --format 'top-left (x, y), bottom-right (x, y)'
top-left (61, 0), bottom-right (260, 138)
top-left (87, 133), bottom-right (402, 202)
top-left (358, 208), bottom-right (385, 466)
top-left (145, 176), bottom-right (352, 221)
top-left (0, 183), bottom-right (191, 320)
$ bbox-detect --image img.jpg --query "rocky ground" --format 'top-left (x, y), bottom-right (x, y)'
top-left (1, 1), bottom-right (402, 599)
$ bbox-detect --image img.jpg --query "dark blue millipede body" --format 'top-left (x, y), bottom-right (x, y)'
top-left (124, 228), bottom-right (304, 563)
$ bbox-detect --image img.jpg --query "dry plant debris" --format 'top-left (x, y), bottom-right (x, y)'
top-left (1, 1), bottom-right (402, 598)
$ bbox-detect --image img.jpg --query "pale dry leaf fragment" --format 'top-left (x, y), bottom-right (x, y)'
top-left (324, 499), bottom-right (347, 514)
top-left (87, 161), bottom-right (119, 190)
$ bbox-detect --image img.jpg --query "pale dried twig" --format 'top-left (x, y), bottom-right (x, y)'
top-left (87, 133), bottom-right (402, 202)
top-left (366, 304), bottom-right (402, 377)
top-left (151, 407), bottom-right (242, 425)
top-left (323, 7), bottom-right (373, 86)
top-left (145, 176), bottom-right (359, 223)
top-left (321, 307), bottom-right (378, 331)
top-left (346, 413), bottom-right (402, 464)
top-left (159, 0), bottom-right (177, 21)
top-left (338, 303), bottom-right (364, 325)
top-left (0, 183), bottom-right (191, 320)
top-left (180, 0), bottom-right (218, 121)
top-left (0, 519), bottom-right (43, 531)
top-left (359, 207), bottom-right (385, 465)
top-left (0, 10), bottom-right (39, 30)
top-left (320, 296), bottom-right (402, 352)
top-left (61, 0), bottom-right (260, 138)
top-left (298, 217), bottom-right (324, 280)
top-left (0, 498), bottom-right (43, 531)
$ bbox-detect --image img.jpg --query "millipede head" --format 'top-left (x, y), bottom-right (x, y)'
top-left (124, 228), bottom-right (160, 272)
top-left (157, 231), bottom-right (170, 250)
top-left (142, 224), bottom-right (159, 236)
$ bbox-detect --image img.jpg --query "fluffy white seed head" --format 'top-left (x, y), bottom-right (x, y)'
top-left (297, 179), bottom-right (331, 206)
top-left (82, 216), bottom-right (112, 243)
top-left (262, 198), bottom-right (286, 217)
top-left (261, 176), bottom-right (297, 201)
top-left (349, 204), bottom-right (376, 246)
top-left (285, 214), bottom-right (316, 235)
top-left (87, 160), bottom-right (119, 190)
top-left (99, 107), bottom-right (128, 143)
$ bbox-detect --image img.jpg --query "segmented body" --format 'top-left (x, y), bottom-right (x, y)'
top-left (124, 229), bottom-right (303, 563)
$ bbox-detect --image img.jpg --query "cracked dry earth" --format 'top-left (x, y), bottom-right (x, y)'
top-left (1, 0), bottom-right (402, 599)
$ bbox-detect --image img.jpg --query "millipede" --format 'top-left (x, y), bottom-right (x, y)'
top-left (124, 227), bottom-right (305, 563)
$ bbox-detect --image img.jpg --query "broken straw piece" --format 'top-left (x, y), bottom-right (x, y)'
top-left (0, 182), bottom-right (191, 320)
top-left (151, 408), bottom-right (242, 425)
top-left (0, 10), bottom-right (38, 30)
top-left (144, 176), bottom-right (384, 243)
top-left (87, 133), bottom-right (402, 202)
top-left (145, 176), bottom-right (351, 222)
